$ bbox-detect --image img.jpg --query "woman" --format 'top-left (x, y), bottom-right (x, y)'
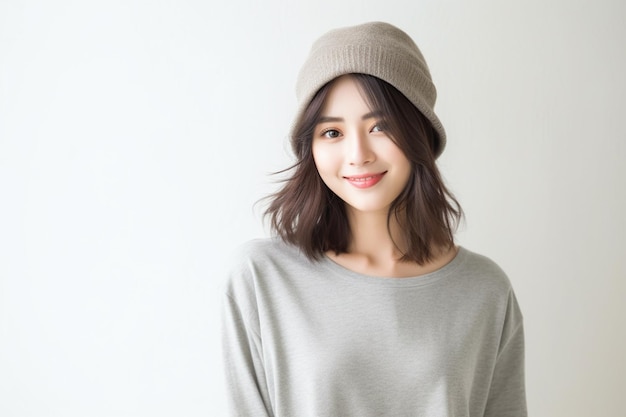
top-left (222, 22), bottom-right (526, 417)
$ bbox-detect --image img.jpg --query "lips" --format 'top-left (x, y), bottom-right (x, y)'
top-left (343, 171), bottom-right (387, 189)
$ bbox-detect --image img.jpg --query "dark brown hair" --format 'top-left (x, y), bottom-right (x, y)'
top-left (264, 73), bottom-right (462, 264)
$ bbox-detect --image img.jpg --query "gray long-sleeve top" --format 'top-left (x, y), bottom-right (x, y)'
top-left (222, 238), bottom-right (526, 417)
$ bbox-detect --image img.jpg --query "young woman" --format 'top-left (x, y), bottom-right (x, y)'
top-left (222, 22), bottom-right (526, 417)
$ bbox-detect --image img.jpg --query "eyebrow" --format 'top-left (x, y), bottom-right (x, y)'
top-left (317, 111), bottom-right (383, 124)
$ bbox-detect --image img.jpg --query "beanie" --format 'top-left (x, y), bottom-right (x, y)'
top-left (292, 21), bottom-right (446, 158)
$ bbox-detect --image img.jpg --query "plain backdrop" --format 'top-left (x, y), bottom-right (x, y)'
top-left (1, 0), bottom-right (624, 416)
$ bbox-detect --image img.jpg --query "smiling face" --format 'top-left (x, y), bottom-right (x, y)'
top-left (312, 75), bottom-right (412, 216)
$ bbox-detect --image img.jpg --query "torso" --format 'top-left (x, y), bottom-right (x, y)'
top-left (223, 238), bottom-right (525, 416)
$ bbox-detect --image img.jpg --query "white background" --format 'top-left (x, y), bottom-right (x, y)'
top-left (1, 0), bottom-right (625, 416)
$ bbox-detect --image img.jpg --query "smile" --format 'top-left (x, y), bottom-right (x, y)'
top-left (343, 172), bottom-right (387, 188)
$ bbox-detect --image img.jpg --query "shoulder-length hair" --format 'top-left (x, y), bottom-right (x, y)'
top-left (265, 73), bottom-right (462, 264)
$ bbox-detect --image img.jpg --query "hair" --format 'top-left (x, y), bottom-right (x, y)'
top-left (264, 73), bottom-right (463, 264)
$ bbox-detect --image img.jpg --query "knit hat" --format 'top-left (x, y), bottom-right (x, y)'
top-left (292, 21), bottom-right (446, 158)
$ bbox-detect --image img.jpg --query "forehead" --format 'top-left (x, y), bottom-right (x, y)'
top-left (320, 75), bottom-right (373, 117)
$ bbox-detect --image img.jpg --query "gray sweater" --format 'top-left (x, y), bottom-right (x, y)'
top-left (222, 238), bottom-right (526, 417)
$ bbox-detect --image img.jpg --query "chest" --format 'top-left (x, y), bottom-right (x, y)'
top-left (258, 284), bottom-right (499, 416)
top-left (260, 282), bottom-right (496, 397)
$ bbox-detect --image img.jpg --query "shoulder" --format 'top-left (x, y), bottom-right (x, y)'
top-left (449, 247), bottom-right (520, 312)
top-left (228, 237), bottom-right (302, 271)
top-left (223, 237), bottom-right (308, 297)
top-left (455, 246), bottom-right (524, 321)
top-left (457, 247), bottom-right (505, 275)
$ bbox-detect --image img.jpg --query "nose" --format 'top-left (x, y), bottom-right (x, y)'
top-left (347, 130), bottom-right (375, 167)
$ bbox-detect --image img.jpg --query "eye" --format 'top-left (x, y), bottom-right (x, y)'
top-left (370, 122), bottom-right (386, 133)
top-left (321, 129), bottom-right (341, 139)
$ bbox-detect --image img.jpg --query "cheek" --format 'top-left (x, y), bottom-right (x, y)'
top-left (399, 158), bottom-right (413, 184)
top-left (386, 146), bottom-right (413, 183)
top-left (395, 152), bottom-right (412, 172)
top-left (380, 141), bottom-right (410, 166)
top-left (312, 144), bottom-right (338, 177)
top-left (311, 145), bottom-right (322, 174)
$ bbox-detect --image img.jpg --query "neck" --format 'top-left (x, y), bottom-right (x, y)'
top-left (346, 206), bottom-right (406, 262)
top-left (329, 205), bottom-right (457, 278)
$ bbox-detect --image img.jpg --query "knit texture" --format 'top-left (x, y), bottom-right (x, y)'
top-left (293, 21), bottom-right (447, 158)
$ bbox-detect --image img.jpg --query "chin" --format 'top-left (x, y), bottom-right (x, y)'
top-left (344, 202), bottom-right (394, 214)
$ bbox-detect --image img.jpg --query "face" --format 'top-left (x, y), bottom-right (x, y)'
top-left (312, 75), bottom-right (412, 216)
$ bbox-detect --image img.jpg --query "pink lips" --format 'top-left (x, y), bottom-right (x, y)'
top-left (343, 171), bottom-right (387, 189)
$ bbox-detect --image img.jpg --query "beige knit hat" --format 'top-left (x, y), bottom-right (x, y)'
top-left (292, 21), bottom-right (446, 158)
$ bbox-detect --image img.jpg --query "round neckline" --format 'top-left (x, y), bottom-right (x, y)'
top-left (318, 246), bottom-right (468, 288)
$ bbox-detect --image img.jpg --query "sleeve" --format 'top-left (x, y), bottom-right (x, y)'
top-left (483, 290), bottom-right (528, 417)
top-left (222, 291), bottom-right (274, 417)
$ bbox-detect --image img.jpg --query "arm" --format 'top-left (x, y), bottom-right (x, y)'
top-left (484, 291), bottom-right (527, 417)
top-left (222, 292), bottom-right (274, 417)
